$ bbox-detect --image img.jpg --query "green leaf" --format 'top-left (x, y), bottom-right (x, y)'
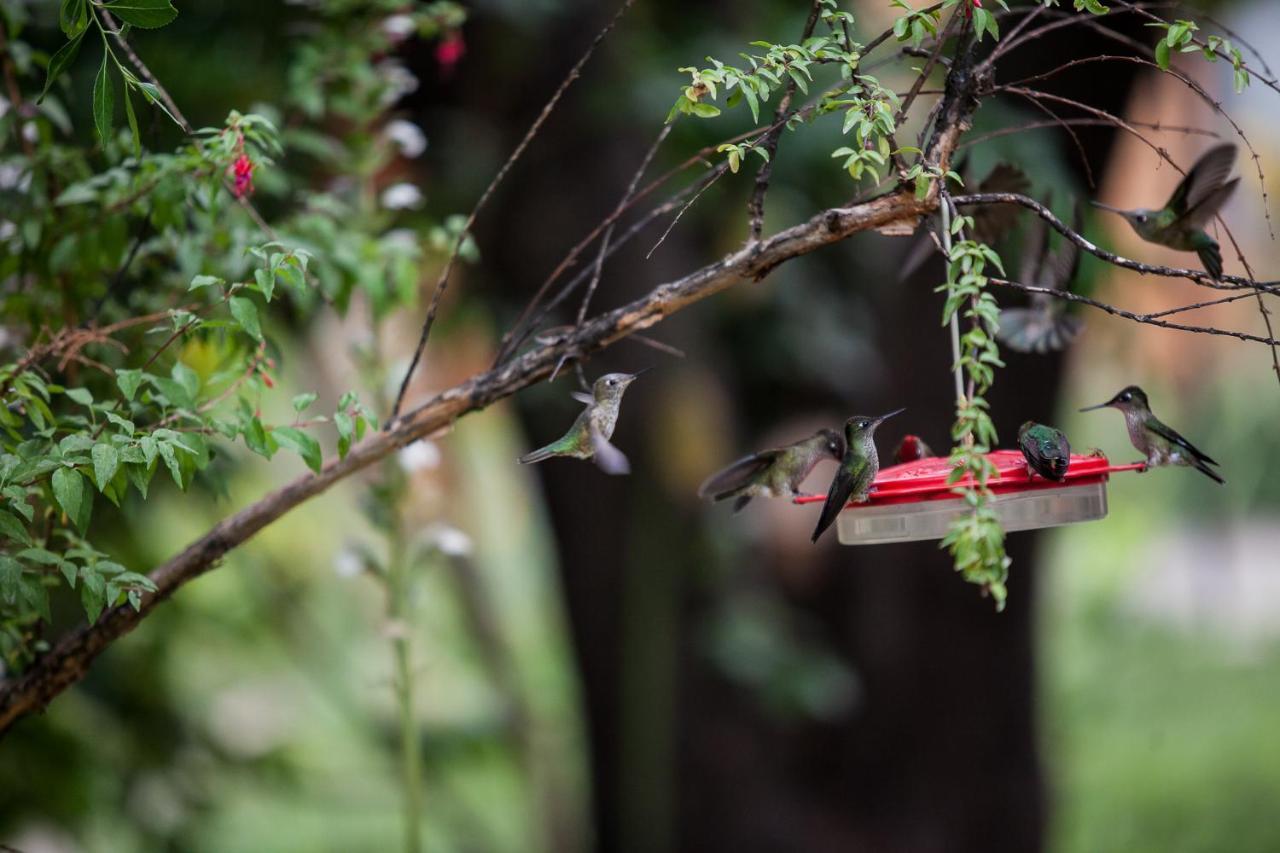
top-left (92, 50), bottom-right (115, 148)
top-left (60, 0), bottom-right (88, 36)
top-left (273, 427), bottom-right (322, 473)
top-left (689, 102), bottom-right (721, 118)
top-left (21, 577), bottom-right (52, 623)
top-left (122, 83), bottom-right (141, 156)
top-left (116, 368), bottom-right (144, 400)
top-left (81, 569), bottom-right (106, 623)
top-left (157, 441), bottom-right (183, 488)
top-left (39, 29), bottom-right (87, 103)
top-left (106, 0), bottom-right (178, 28)
top-left (52, 466), bottom-right (92, 533)
top-left (66, 387), bottom-right (93, 406)
top-left (254, 267), bottom-right (275, 302)
top-left (0, 510), bottom-right (31, 546)
top-left (292, 392), bottom-right (318, 413)
top-left (229, 296), bottom-right (263, 341)
top-left (0, 557), bottom-right (21, 605)
top-left (189, 274), bottom-right (223, 291)
top-left (1155, 38), bottom-right (1170, 70)
top-left (92, 444), bottom-right (120, 491)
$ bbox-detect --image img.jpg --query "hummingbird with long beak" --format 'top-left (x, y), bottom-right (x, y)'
top-left (518, 371), bottom-right (645, 475)
top-left (1092, 143), bottom-right (1238, 280)
top-left (698, 428), bottom-right (845, 512)
top-left (1018, 421), bottom-right (1071, 482)
top-left (811, 408), bottom-right (904, 543)
top-left (998, 197), bottom-right (1084, 354)
top-left (1079, 385), bottom-right (1224, 484)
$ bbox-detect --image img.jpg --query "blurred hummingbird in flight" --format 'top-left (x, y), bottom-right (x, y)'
top-left (518, 371), bottom-right (645, 475)
top-left (811, 408), bottom-right (904, 543)
top-left (1017, 421), bottom-right (1071, 482)
top-left (1091, 143), bottom-right (1238, 280)
top-left (998, 196), bottom-right (1084, 354)
top-left (698, 428), bottom-right (845, 512)
top-left (1079, 385), bottom-right (1224, 484)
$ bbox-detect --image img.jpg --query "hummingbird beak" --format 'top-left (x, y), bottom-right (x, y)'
top-left (1089, 200), bottom-right (1125, 216)
top-left (1078, 400), bottom-right (1111, 412)
top-left (873, 407), bottom-right (906, 427)
top-left (623, 367), bottom-right (653, 383)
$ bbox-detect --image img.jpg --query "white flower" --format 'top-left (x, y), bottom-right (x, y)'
top-left (428, 523), bottom-right (473, 557)
top-left (21, 122), bottom-right (37, 144)
top-left (380, 182), bottom-right (423, 210)
top-left (333, 547), bottom-right (364, 578)
top-left (0, 221), bottom-right (15, 242)
top-left (381, 14), bottom-right (416, 40)
top-left (377, 61), bottom-right (419, 105)
top-left (0, 96), bottom-right (10, 120)
top-left (397, 439), bottom-right (441, 472)
top-left (384, 119), bottom-right (427, 158)
top-left (0, 164), bottom-right (31, 193)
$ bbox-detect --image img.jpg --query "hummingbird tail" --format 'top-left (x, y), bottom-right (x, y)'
top-left (1197, 241), bottom-right (1223, 280)
top-left (1193, 458), bottom-right (1226, 485)
top-left (518, 444), bottom-right (560, 465)
top-left (732, 494), bottom-right (752, 513)
top-left (997, 308), bottom-right (1084, 354)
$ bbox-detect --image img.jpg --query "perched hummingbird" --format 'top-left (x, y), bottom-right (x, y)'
top-left (998, 197), bottom-right (1084, 354)
top-left (518, 371), bottom-right (643, 475)
top-left (892, 434), bottom-right (935, 464)
top-left (811, 408), bottom-right (904, 543)
top-left (1092, 143), bottom-right (1238, 280)
top-left (1079, 385), bottom-right (1224, 484)
top-left (1017, 421), bottom-right (1071, 482)
top-left (698, 428), bottom-right (845, 512)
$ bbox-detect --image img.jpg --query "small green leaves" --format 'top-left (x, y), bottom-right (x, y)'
top-left (272, 427), bottom-right (323, 473)
top-left (116, 369), bottom-right (143, 401)
top-left (92, 51), bottom-right (116, 148)
top-left (189, 274), bottom-right (224, 291)
top-left (229, 296), bottom-right (263, 341)
top-left (1073, 0), bottom-right (1109, 14)
top-left (52, 466), bottom-right (92, 533)
top-left (106, 0), bottom-right (179, 29)
top-left (292, 392), bottom-right (318, 413)
top-left (38, 29), bottom-right (87, 104)
top-left (0, 510), bottom-right (32, 546)
top-left (92, 444), bottom-right (120, 491)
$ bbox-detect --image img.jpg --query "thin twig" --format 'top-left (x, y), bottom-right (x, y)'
top-left (389, 0), bottom-right (637, 423)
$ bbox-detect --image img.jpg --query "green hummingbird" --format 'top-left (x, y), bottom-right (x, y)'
top-left (698, 428), bottom-right (845, 513)
top-left (518, 371), bottom-right (644, 475)
top-left (998, 197), bottom-right (1084, 354)
top-left (1079, 385), bottom-right (1224, 484)
top-left (1017, 421), bottom-right (1071, 482)
top-left (1092, 143), bottom-right (1238, 280)
top-left (811, 408), bottom-right (904, 543)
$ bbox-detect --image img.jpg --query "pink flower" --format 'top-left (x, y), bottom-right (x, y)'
top-left (231, 153), bottom-right (255, 198)
top-left (436, 32), bottom-right (465, 76)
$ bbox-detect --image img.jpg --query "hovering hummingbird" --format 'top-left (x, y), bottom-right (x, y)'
top-left (1092, 143), bottom-right (1238, 280)
top-left (900, 161), bottom-right (1030, 280)
top-left (998, 197), bottom-right (1084, 354)
top-left (892, 434), bottom-right (934, 464)
top-left (1079, 385), bottom-right (1224, 484)
top-left (698, 428), bottom-right (845, 512)
top-left (518, 371), bottom-right (644, 475)
top-left (1018, 421), bottom-right (1071, 482)
top-left (811, 408), bottom-right (904, 543)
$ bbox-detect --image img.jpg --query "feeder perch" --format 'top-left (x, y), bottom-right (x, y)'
top-left (794, 450), bottom-right (1144, 546)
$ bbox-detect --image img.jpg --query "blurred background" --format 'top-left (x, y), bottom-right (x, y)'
top-left (3, 0), bottom-right (1280, 851)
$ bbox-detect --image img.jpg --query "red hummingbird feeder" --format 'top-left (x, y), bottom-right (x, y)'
top-left (794, 450), bottom-right (1144, 545)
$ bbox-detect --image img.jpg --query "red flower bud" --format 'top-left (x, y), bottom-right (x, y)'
top-left (436, 32), bottom-right (465, 76)
top-left (231, 153), bottom-right (255, 198)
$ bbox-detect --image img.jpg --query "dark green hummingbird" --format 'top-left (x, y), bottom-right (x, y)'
top-left (998, 197), bottom-right (1084, 354)
top-left (1018, 421), bottom-right (1071, 482)
top-left (698, 428), bottom-right (845, 512)
top-left (1079, 385), bottom-right (1224, 484)
top-left (518, 371), bottom-right (644, 475)
top-left (811, 408), bottom-right (904, 543)
top-left (1092, 143), bottom-right (1238, 280)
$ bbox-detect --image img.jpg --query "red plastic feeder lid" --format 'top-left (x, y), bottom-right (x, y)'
top-left (795, 450), bottom-right (1144, 545)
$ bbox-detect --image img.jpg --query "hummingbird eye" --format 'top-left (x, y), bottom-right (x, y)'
top-left (1136, 214), bottom-right (1147, 223)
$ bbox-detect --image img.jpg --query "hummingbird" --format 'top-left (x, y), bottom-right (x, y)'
top-left (998, 197), bottom-right (1084, 354)
top-left (1017, 421), bottom-right (1071, 482)
top-left (698, 428), bottom-right (845, 512)
top-left (892, 434), bottom-right (934, 464)
top-left (1079, 385), bottom-right (1224, 484)
top-left (517, 371), bottom-right (644, 475)
top-left (900, 160), bottom-right (1030, 280)
top-left (1092, 143), bottom-right (1238, 280)
top-left (811, 408), bottom-right (904, 543)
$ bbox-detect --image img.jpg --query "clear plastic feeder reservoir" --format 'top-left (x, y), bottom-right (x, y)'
top-left (796, 450), bottom-right (1142, 546)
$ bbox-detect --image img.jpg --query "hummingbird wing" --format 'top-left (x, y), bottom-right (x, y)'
top-left (589, 425), bottom-right (631, 475)
top-left (1177, 178), bottom-right (1239, 232)
top-left (1019, 427), bottom-right (1070, 481)
top-left (810, 456), bottom-right (870, 543)
top-left (1018, 198), bottom-right (1050, 286)
top-left (969, 162), bottom-right (1031, 245)
top-left (570, 392), bottom-right (594, 405)
top-left (1143, 418), bottom-right (1219, 467)
top-left (697, 449), bottom-right (783, 499)
top-left (1166, 143), bottom-right (1237, 216)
